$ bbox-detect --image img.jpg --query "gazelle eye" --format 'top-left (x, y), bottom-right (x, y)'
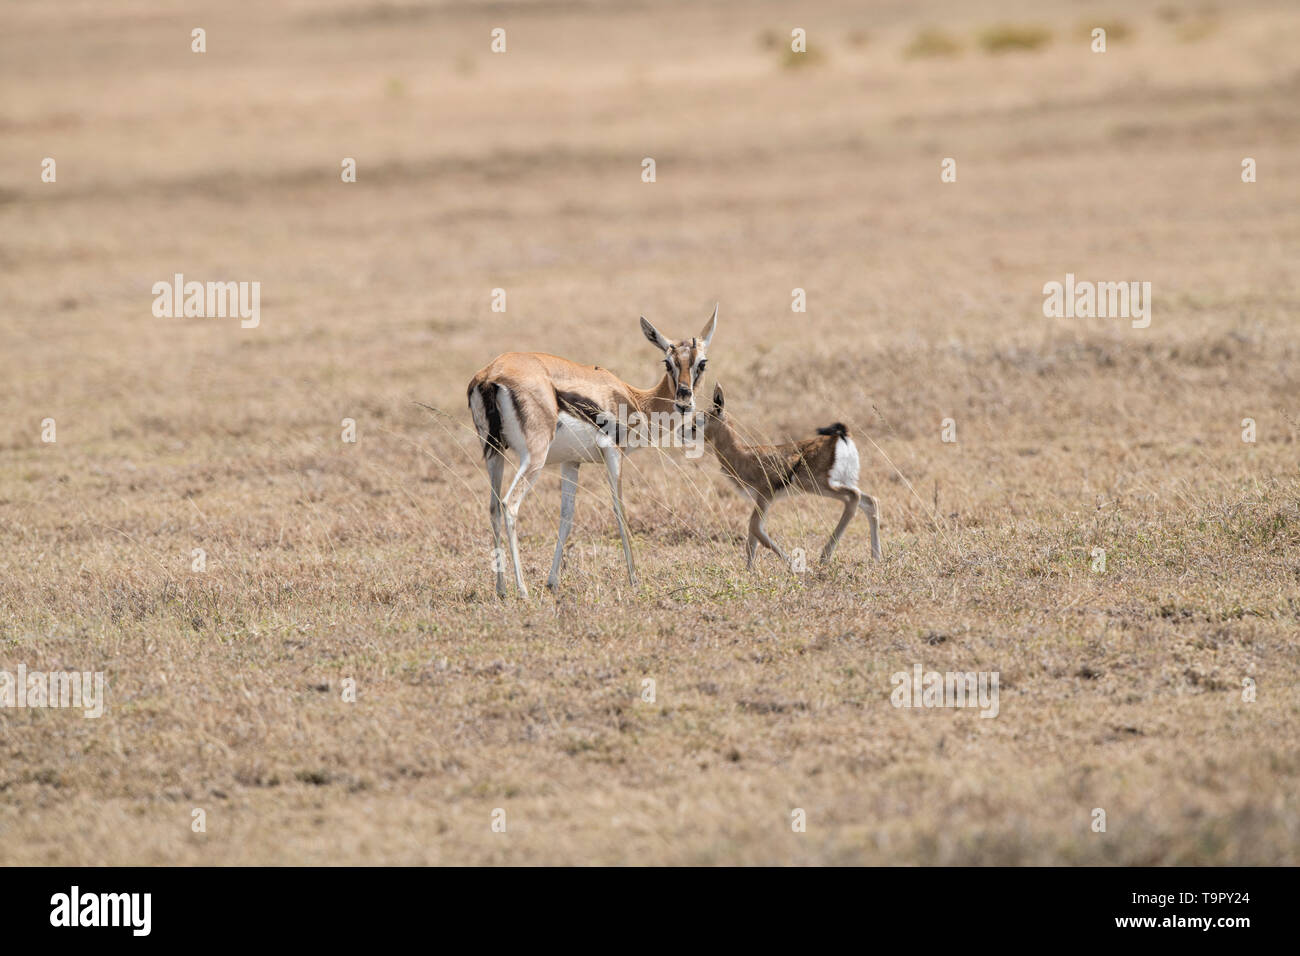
top-left (664, 359), bottom-right (673, 371)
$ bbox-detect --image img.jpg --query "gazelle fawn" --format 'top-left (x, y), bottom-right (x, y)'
top-left (702, 383), bottom-right (882, 568)
top-left (467, 306), bottom-right (718, 598)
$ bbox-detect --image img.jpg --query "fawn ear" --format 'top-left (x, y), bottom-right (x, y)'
top-left (712, 383), bottom-right (725, 413)
top-left (640, 316), bottom-right (671, 351)
top-left (699, 303), bottom-right (718, 348)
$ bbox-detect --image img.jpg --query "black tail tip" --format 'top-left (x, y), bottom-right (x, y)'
top-left (817, 422), bottom-right (849, 439)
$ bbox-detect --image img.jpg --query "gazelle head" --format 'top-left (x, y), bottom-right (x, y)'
top-left (639, 303), bottom-right (718, 416)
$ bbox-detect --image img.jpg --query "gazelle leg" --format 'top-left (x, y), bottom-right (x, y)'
top-left (858, 493), bottom-right (882, 559)
top-left (748, 499), bottom-right (789, 569)
top-left (547, 462), bottom-right (580, 592)
top-left (502, 451), bottom-right (543, 598)
top-left (601, 447), bottom-right (637, 587)
top-left (821, 488), bottom-right (860, 564)
top-left (486, 452), bottom-right (508, 597)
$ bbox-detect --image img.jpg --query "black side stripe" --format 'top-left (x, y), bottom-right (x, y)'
top-left (772, 460), bottom-right (801, 491)
top-left (555, 389), bottom-right (621, 444)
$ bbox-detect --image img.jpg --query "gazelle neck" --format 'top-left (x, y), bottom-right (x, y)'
top-left (627, 372), bottom-right (680, 416)
top-left (703, 413), bottom-right (746, 462)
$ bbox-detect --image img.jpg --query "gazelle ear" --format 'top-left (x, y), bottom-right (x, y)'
top-left (640, 316), bottom-right (671, 351)
top-left (699, 303), bottom-right (718, 348)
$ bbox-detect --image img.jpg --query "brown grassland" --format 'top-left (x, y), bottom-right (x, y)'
top-left (1, 0), bottom-right (1298, 864)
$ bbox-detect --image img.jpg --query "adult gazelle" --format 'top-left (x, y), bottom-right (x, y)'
top-left (467, 306), bottom-right (718, 597)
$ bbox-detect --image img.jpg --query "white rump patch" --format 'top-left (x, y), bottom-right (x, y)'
top-left (496, 384), bottom-right (528, 458)
top-left (828, 437), bottom-right (860, 491)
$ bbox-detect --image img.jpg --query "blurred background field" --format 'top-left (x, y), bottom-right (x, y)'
top-left (0, 0), bottom-right (1297, 864)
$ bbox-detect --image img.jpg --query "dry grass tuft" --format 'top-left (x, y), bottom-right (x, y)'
top-left (781, 46), bottom-right (827, 70)
top-left (1078, 20), bottom-right (1133, 43)
top-left (978, 24), bottom-right (1053, 54)
top-left (1175, 16), bottom-right (1220, 43)
top-left (905, 28), bottom-right (963, 59)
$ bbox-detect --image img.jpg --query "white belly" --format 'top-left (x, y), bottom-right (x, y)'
top-left (546, 412), bottom-right (614, 465)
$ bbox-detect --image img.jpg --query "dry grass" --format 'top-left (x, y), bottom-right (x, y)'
top-left (1175, 16), bottom-right (1221, 44)
top-left (780, 45), bottom-right (827, 70)
top-left (905, 28), bottom-right (964, 59)
top-left (1078, 20), bottom-right (1134, 44)
top-left (1, 0), bottom-right (1298, 865)
top-left (978, 24), bottom-right (1053, 54)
